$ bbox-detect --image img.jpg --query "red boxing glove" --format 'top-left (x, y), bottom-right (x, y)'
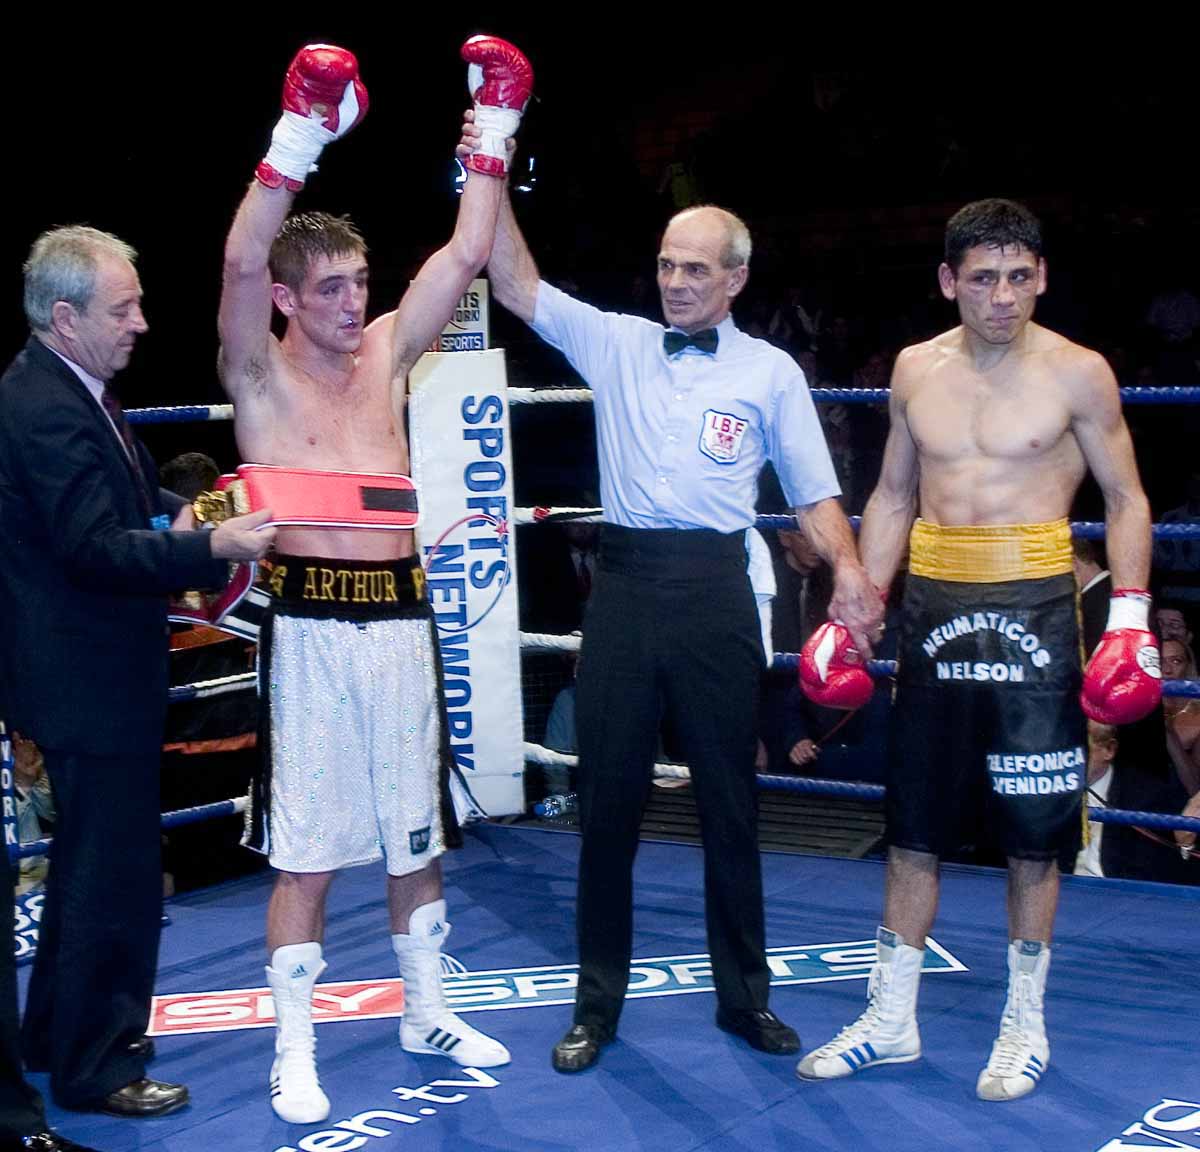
top-left (1080, 588), bottom-right (1162, 725)
top-left (799, 621), bottom-right (874, 710)
top-left (257, 44), bottom-right (369, 191)
top-left (461, 35), bottom-right (533, 178)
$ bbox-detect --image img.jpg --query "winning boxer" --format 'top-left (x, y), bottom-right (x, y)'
top-left (797, 199), bottom-right (1158, 1101)
top-left (218, 38), bottom-right (532, 1124)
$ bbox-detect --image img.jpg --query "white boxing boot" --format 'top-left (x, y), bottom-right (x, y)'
top-left (797, 926), bottom-right (923, 1080)
top-left (976, 940), bottom-right (1051, 1102)
top-left (265, 941), bottom-right (330, 1124)
top-left (392, 900), bottom-right (510, 1067)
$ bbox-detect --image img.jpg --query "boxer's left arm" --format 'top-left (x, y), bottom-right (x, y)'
top-left (387, 37), bottom-right (532, 386)
top-left (1070, 351), bottom-right (1152, 593)
top-left (1071, 350), bottom-right (1160, 723)
top-left (384, 169), bottom-right (503, 385)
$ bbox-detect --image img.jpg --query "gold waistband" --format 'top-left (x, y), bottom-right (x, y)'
top-left (908, 519), bottom-right (1073, 583)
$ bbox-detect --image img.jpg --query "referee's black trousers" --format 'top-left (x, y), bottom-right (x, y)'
top-left (572, 526), bottom-right (770, 1033)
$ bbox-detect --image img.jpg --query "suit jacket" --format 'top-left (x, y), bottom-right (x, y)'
top-left (0, 337), bottom-right (228, 757)
top-left (517, 524), bottom-right (592, 634)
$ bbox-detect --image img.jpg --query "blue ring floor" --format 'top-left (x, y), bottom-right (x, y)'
top-left (26, 824), bottom-right (1200, 1152)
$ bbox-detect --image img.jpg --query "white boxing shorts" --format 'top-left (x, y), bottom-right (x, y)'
top-left (243, 554), bottom-right (459, 874)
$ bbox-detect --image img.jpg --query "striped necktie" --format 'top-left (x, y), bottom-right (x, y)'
top-left (100, 386), bottom-right (152, 515)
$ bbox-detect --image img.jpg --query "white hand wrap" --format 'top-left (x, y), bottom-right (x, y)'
top-left (1105, 590), bottom-right (1151, 632)
top-left (262, 80), bottom-right (363, 183)
top-left (472, 104), bottom-right (522, 167)
top-left (262, 112), bottom-right (335, 183)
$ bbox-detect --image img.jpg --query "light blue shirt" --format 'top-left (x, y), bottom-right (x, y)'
top-left (531, 282), bottom-right (840, 531)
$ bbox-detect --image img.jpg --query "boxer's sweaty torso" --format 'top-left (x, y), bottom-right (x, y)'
top-left (234, 313), bottom-right (414, 561)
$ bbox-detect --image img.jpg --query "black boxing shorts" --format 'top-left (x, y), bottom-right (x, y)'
top-left (887, 519), bottom-right (1086, 861)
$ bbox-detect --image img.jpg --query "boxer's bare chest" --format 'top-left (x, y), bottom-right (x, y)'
top-left (243, 355), bottom-right (410, 476)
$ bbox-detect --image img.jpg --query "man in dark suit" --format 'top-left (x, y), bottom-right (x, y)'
top-left (0, 226), bottom-right (273, 1118)
top-left (0, 728), bottom-right (98, 1149)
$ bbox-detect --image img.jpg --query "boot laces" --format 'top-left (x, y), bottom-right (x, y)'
top-left (988, 973), bottom-right (1042, 1076)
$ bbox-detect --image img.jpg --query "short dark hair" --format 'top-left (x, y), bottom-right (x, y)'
top-left (269, 212), bottom-right (368, 291)
top-left (160, 452), bottom-right (220, 501)
top-left (944, 199), bottom-right (1042, 271)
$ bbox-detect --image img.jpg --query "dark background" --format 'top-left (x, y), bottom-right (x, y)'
top-left (6, 24), bottom-right (1199, 515)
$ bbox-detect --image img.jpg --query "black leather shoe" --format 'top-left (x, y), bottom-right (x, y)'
top-left (551, 1024), bottom-right (613, 1073)
top-left (716, 1007), bottom-right (801, 1054)
top-left (21, 1131), bottom-right (101, 1151)
top-left (95, 1077), bottom-right (189, 1117)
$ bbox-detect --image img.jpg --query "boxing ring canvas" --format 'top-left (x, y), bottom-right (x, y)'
top-left (25, 825), bottom-right (1200, 1151)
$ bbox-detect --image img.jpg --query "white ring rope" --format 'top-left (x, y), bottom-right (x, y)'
top-left (513, 507), bottom-right (603, 525)
top-left (168, 671), bottom-right (257, 702)
top-left (508, 388), bottom-right (595, 404)
top-left (525, 741), bottom-right (690, 779)
top-left (519, 631), bottom-right (582, 654)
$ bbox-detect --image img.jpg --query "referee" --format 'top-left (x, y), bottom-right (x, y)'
top-left (480, 171), bottom-right (882, 1071)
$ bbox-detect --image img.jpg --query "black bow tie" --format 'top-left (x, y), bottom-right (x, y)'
top-left (663, 328), bottom-right (719, 356)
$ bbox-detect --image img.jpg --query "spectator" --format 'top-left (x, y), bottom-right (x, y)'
top-left (1144, 279), bottom-right (1200, 386)
top-left (1173, 789), bottom-right (1200, 857)
top-left (1153, 472), bottom-right (1200, 577)
top-left (518, 513), bottom-right (599, 636)
top-left (158, 452), bottom-right (220, 503)
top-left (542, 655), bottom-right (579, 798)
top-left (1154, 603), bottom-right (1194, 646)
top-left (1073, 536), bottom-right (1111, 653)
top-left (11, 731), bottom-right (54, 895)
top-left (772, 526), bottom-right (833, 652)
top-left (1161, 638), bottom-right (1200, 796)
top-left (1073, 721), bottom-right (1118, 878)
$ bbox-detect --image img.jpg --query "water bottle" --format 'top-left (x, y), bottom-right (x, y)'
top-left (534, 792), bottom-right (578, 818)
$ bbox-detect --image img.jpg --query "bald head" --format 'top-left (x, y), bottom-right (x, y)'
top-left (657, 206), bottom-right (751, 334)
top-left (665, 206), bottom-right (752, 270)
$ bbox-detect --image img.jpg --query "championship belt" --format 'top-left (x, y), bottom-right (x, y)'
top-left (168, 465), bottom-right (420, 640)
top-left (232, 464), bottom-right (419, 530)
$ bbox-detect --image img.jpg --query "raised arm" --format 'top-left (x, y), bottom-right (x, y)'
top-left (390, 37), bottom-right (533, 380)
top-left (858, 349), bottom-right (921, 593)
top-left (218, 183), bottom-right (293, 398)
top-left (487, 182), bottom-right (541, 325)
top-left (218, 45), bottom-right (369, 399)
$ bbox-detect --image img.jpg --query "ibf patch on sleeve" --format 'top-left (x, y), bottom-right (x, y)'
top-left (410, 827), bottom-right (431, 854)
top-left (698, 408), bottom-right (749, 464)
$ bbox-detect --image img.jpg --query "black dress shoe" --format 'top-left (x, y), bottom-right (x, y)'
top-left (551, 1023), bottom-right (613, 1073)
top-left (21, 1131), bottom-right (101, 1151)
top-left (95, 1078), bottom-right (189, 1117)
top-left (715, 1007), bottom-right (801, 1054)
